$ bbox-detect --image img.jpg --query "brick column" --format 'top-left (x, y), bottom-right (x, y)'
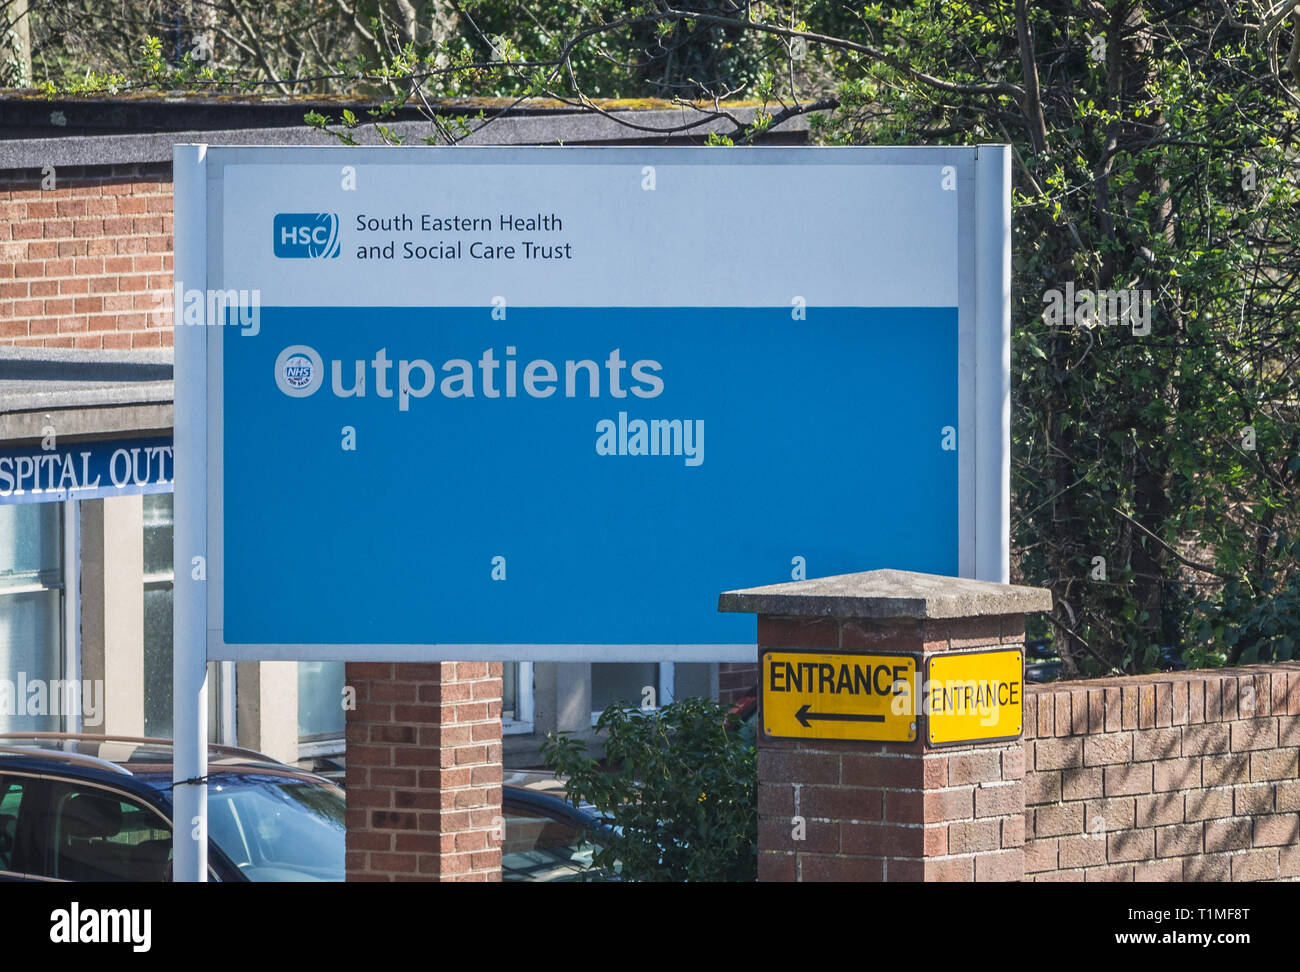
top-left (344, 661), bottom-right (503, 881)
top-left (719, 569), bottom-right (1051, 882)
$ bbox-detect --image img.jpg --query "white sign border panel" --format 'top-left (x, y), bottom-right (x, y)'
top-left (176, 144), bottom-right (1009, 663)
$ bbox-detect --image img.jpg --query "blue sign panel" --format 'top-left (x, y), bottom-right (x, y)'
top-left (221, 307), bottom-right (956, 646)
top-left (0, 436), bottom-right (173, 504)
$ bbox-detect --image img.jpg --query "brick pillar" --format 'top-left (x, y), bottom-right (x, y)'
top-left (344, 661), bottom-right (503, 881)
top-left (719, 568), bottom-right (1051, 882)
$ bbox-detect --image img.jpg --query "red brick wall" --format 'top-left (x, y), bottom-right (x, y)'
top-left (344, 661), bottom-right (504, 881)
top-left (0, 164), bottom-right (174, 348)
top-left (1023, 663), bottom-right (1300, 881)
top-left (718, 662), bottom-right (758, 707)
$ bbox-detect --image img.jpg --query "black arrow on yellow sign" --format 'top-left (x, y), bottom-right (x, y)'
top-left (794, 704), bottom-right (887, 729)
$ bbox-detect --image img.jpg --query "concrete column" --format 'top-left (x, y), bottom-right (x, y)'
top-left (536, 661), bottom-right (591, 736)
top-left (79, 496), bottom-right (144, 736)
top-left (235, 660), bottom-right (299, 763)
top-left (720, 568), bottom-right (1051, 882)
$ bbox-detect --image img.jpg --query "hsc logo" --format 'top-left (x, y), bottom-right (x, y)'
top-left (273, 213), bottom-right (341, 259)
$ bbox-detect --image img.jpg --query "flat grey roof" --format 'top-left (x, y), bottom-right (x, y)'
top-left (0, 347), bottom-right (173, 412)
top-left (0, 105), bottom-right (809, 171)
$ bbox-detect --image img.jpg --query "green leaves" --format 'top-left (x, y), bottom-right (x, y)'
top-left (139, 35), bottom-right (164, 77)
top-left (540, 697), bottom-right (756, 882)
top-left (303, 111), bottom-right (359, 146)
top-left (810, 0), bottom-right (1300, 676)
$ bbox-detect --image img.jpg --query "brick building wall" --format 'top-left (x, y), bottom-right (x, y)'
top-left (0, 163), bottom-right (174, 348)
top-left (1023, 663), bottom-right (1300, 881)
top-left (718, 662), bottom-right (758, 707)
top-left (344, 661), bottom-right (504, 881)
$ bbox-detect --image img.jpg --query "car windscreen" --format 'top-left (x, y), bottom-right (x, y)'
top-left (204, 774), bottom-right (344, 882)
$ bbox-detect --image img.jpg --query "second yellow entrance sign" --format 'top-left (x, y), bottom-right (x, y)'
top-left (925, 648), bottom-right (1024, 745)
top-left (761, 651), bottom-right (917, 742)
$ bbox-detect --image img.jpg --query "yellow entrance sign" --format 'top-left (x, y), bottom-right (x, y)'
top-left (925, 648), bottom-right (1024, 745)
top-left (761, 651), bottom-right (917, 742)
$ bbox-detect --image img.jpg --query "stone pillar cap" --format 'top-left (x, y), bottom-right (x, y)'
top-left (718, 568), bottom-right (1052, 620)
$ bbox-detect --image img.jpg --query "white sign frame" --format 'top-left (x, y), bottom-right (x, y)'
top-left (176, 144), bottom-right (1009, 666)
top-left (171, 142), bottom-right (1009, 882)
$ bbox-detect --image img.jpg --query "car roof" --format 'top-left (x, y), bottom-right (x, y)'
top-left (0, 732), bottom-right (332, 790)
top-left (503, 769), bottom-right (604, 811)
top-left (502, 769), bottom-right (612, 829)
top-left (503, 768), bottom-right (573, 797)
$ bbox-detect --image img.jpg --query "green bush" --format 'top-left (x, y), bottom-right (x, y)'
top-left (540, 696), bottom-right (756, 882)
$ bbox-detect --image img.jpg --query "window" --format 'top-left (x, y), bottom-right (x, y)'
top-left (502, 662), bottom-right (534, 735)
top-left (298, 661), bottom-right (345, 754)
top-left (0, 776), bottom-right (28, 873)
top-left (39, 781), bottom-right (173, 882)
top-left (142, 493), bottom-right (173, 737)
top-left (590, 663), bottom-right (674, 723)
top-left (0, 504), bottom-right (64, 732)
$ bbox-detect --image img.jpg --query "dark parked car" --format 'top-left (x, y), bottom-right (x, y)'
top-left (0, 733), bottom-right (344, 881)
top-left (0, 734), bottom-right (613, 882)
top-left (500, 770), bottom-right (614, 882)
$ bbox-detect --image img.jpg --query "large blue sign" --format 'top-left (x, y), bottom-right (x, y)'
top-left (221, 306), bottom-right (956, 646)
top-left (187, 146), bottom-right (1010, 661)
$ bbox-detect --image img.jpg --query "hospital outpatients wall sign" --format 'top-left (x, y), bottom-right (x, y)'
top-left (174, 145), bottom-right (1012, 663)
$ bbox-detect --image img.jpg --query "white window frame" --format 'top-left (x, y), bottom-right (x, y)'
top-left (589, 662), bottom-right (674, 726)
top-left (298, 734), bottom-right (345, 759)
top-left (295, 659), bottom-right (347, 758)
top-left (502, 661), bottom-right (534, 736)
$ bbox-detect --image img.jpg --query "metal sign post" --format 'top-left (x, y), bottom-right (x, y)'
top-left (172, 145), bottom-right (208, 882)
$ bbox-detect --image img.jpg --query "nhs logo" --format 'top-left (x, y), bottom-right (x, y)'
top-left (273, 213), bottom-right (341, 258)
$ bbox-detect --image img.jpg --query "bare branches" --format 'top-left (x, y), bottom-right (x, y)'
top-left (224, 0), bottom-right (289, 95)
top-left (1015, 0), bottom-right (1048, 156)
top-left (648, 5), bottom-right (1025, 99)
